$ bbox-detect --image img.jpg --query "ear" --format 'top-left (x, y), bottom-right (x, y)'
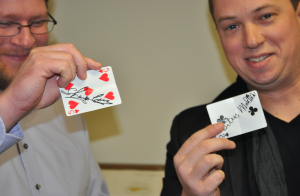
top-left (296, 1), bottom-right (300, 19)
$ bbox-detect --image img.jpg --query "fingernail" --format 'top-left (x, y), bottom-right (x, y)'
top-left (84, 72), bottom-right (87, 79)
top-left (214, 122), bottom-right (224, 130)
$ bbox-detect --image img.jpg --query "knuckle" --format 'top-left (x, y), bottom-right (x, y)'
top-left (64, 73), bottom-right (72, 81)
top-left (30, 47), bottom-right (39, 54)
top-left (66, 53), bottom-right (74, 62)
top-left (173, 154), bottom-right (180, 165)
top-left (187, 134), bottom-right (198, 145)
top-left (217, 154), bottom-right (224, 161)
top-left (61, 60), bottom-right (70, 67)
top-left (32, 54), bottom-right (46, 66)
top-left (82, 60), bottom-right (88, 67)
top-left (202, 155), bottom-right (213, 166)
top-left (176, 164), bottom-right (186, 177)
top-left (66, 43), bottom-right (77, 51)
top-left (197, 140), bottom-right (210, 152)
top-left (198, 183), bottom-right (209, 195)
top-left (215, 170), bottom-right (225, 182)
top-left (215, 154), bottom-right (224, 163)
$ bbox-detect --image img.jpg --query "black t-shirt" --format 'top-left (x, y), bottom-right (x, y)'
top-left (265, 111), bottom-right (300, 195)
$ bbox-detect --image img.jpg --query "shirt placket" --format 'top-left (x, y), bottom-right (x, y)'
top-left (18, 139), bottom-right (48, 196)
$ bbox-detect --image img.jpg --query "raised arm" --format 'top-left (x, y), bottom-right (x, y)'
top-left (0, 43), bottom-right (102, 131)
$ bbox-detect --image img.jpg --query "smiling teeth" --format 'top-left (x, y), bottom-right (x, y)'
top-left (249, 55), bottom-right (270, 63)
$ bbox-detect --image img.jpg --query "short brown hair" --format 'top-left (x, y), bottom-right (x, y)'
top-left (208, 0), bottom-right (300, 23)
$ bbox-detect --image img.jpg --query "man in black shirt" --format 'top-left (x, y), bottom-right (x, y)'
top-left (161, 0), bottom-right (300, 195)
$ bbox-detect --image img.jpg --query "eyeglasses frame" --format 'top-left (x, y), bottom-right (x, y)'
top-left (0, 12), bottom-right (57, 37)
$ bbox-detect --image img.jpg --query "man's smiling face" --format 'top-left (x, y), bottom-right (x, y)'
top-left (0, 0), bottom-right (48, 90)
top-left (214, 0), bottom-right (300, 91)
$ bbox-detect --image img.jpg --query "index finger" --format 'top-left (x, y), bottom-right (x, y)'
top-left (177, 122), bottom-right (224, 157)
top-left (38, 44), bottom-right (101, 79)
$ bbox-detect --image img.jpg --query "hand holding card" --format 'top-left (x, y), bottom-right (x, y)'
top-left (207, 91), bottom-right (267, 138)
top-left (59, 66), bottom-right (122, 116)
top-left (174, 123), bottom-right (235, 196)
top-left (0, 43), bottom-right (102, 131)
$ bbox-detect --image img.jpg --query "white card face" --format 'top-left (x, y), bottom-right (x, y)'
top-left (206, 91), bottom-right (267, 138)
top-left (59, 66), bottom-right (122, 116)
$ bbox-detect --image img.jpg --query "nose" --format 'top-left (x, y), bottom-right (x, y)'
top-left (242, 24), bottom-right (265, 49)
top-left (10, 26), bottom-right (36, 50)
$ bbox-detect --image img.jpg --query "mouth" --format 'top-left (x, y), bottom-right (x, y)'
top-left (2, 54), bottom-right (29, 62)
top-left (246, 54), bottom-right (272, 63)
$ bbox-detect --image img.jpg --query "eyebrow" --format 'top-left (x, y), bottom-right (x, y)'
top-left (217, 3), bottom-right (278, 24)
top-left (0, 14), bottom-right (47, 21)
top-left (253, 3), bottom-right (278, 13)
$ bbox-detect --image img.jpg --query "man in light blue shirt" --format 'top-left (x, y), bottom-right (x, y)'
top-left (0, 0), bottom-right (110, 195)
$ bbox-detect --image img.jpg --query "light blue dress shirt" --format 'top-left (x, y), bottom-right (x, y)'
top-left (0, 99), bottom-right (110, 196)
top-left (0, 117), bottom-right (23, 154)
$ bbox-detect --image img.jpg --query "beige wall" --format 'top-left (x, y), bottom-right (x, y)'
top-left (48, 0), bottom-right (237, 165)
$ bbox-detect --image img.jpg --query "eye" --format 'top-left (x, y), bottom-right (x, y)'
top-left (30, 21), bottom-right (47, 28)
top-left (262, 14), bottom-right (272, 20)
top-left (0, 22), bottom-right (13, 28)
top-left (226, 24), bottom-right (238, 30)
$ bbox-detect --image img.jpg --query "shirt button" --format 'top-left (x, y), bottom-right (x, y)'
top-left (36, 184), bottom-right (41, 190)
top-left (23, 143), bottom-right (28, 149)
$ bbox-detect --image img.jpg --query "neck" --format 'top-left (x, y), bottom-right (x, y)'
top-left (252, 78), bottom-right (300, 122)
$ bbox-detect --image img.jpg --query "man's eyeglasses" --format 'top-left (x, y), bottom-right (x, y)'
top-left (0, 13), bottom-right (57, 37)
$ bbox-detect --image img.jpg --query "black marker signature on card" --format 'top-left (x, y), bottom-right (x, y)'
top-left (236, 92), bottom-right (256, 113)
top-left (61, 87), bottom-right (113, 105)
top-left (216, 113), bottom-right (240, 131)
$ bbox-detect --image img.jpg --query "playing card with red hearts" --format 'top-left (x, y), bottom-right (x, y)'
top-left (59, 66), bottom-right (122, 116)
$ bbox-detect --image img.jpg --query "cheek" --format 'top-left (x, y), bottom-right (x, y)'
top-left (266, 16), bottom-right (300, 49)
top-left (266, 26), bottom-right (287, 46)
top-left (221, 38), bottom-right (241, 63)
top-left (0, 37), bottom-right (10, 49)
top-left (33, 34), bottom-right (49, 47)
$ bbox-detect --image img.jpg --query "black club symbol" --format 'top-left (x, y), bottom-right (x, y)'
top-left (217, 115), bottom-right (226, 124)
top-left (249, 107), bottom-right (258, 116)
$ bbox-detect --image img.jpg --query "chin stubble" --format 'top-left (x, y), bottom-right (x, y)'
top-left (0, 62), bottom-right (14, 91)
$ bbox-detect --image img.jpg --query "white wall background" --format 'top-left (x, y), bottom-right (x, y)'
top-left (48, 0), bottom-right (237, 165)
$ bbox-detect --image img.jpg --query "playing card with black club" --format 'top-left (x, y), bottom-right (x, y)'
top-left (206, 90), bottom-right (267, 138)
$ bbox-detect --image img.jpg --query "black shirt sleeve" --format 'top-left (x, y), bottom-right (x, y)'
top-left (161, 115), bottom-right (183, 196)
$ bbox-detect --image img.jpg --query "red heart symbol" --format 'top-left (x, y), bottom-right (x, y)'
top-left (99, 69), bottom-right (103, 73)
top-left (68, 100), bottom-right (79, 109)
top-left (105, 92), bottom-right (115, 100)
top-left (75, 109), bottom-right (79, 113)
top-left (99, 73), bottom-right (109, 82)
top-left (65, 83), bottom-right (74, 90)
top-left (84, 87), bottom-right (94, 96)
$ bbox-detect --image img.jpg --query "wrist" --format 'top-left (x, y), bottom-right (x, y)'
top-left (0, 91), bottom-right (26, 132)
